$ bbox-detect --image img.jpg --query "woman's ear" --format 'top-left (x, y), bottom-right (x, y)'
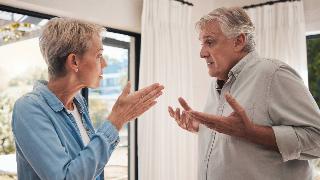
top-left (65, 53), bottom-right (78, 73)
top-left (234, 33), bottom-right (246, 52)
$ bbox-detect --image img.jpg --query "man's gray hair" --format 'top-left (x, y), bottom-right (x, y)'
top-left (39, 17), bottom-right (105, 79)
top-left (196, 7), bottom-right (255, 53)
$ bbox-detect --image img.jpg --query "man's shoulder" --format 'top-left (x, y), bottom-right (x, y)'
top-left (246, 57), bottom-right (290, 76)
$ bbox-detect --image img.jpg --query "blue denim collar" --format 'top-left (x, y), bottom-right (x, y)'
top-left (33, 80), bottom-right (85, 113)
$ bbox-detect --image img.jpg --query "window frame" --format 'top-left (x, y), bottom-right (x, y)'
top-left (306, 34), bottom-right (320, 108)
top-left (0, 4), bottom-right (140, 180)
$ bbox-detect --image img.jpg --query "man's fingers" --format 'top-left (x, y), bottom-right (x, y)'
top-left (178, 97), bottom-right (192, 111)
top-left (168, 106), bottom-right (175, 118)
top-left (225, 93), bottom-right (244, 113)
top-left (187, 111), bottom-right (232, 131)
top-left (225, 93), bottom-right (251, 127)
top-left (175, 108), bottom-right (181, 120)
top-left (183, 111), bottom-right (190, 129)
top-left (187, 111), bottom-right (222, 123)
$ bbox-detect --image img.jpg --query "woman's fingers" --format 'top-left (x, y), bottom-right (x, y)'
top-left (136, 83), bottom-right (163, 99)
top-left (140, 90), bottom-right (163, 106)
top-left (141, 86), bottom-right (164, 102)
top-left (120, 81), bottom-right (131, 97)
top-left (133, 101), bottom-right (158, 119)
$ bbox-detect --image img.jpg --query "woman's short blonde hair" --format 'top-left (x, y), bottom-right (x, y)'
top-left (39, 17), bottom-right (105, 78)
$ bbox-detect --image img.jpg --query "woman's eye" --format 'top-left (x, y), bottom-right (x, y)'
top-left (97, 55), bottom-right (103, 60)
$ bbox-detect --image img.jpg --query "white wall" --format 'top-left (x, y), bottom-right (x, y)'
top-left (0, 0), bottom-right (318, 109)
top-left (304, 0), bottom-right (320, 34)
top-left (211, 0), bottom-right (320, 34)
top-left (0, 0), bottom-right (143, 33)
top-left (0, 0), bottom-right (214, 110)
top-left (189, 0), bottom-right (320, 110)
top-left (190, 0), bottom-right (215, 110)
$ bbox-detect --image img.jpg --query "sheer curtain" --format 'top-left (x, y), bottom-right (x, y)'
top-left (246, 1), bottom-right (308, 85)
top-left (138, 0), bottom-right (197, 180)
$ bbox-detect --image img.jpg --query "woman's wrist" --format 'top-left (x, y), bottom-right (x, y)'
top-left (107, 114), bottom-right (123, 131)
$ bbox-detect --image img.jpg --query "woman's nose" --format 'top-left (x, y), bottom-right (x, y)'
top-left (102, 58), bottom-right (107, 68)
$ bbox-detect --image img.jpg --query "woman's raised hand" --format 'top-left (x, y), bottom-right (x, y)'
top-left (108, 82), bottom-right (164, 130)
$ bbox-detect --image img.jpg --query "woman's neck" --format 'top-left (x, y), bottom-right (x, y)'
top-left (47, 76), bottom-right (83, 110)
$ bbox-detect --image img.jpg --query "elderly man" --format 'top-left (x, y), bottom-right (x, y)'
top-left (168, 7), bottom-right (320, 180)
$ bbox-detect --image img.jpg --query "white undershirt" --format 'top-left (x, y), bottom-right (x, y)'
top-left (67, 106), bottom-right (90, 146)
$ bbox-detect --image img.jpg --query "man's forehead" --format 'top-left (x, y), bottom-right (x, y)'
top-left (199, 21), bottom-right (221, 39)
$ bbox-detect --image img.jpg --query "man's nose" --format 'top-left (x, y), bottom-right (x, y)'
top-left (200, 47), bottom-right (209, 59)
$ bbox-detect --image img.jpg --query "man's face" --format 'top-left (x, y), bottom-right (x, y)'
top-left (199, 21), bottom-right (239, 80)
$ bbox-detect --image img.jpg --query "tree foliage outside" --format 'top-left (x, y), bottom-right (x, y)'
top-left (0, 68), bottom-right (47, 155)
top-left (307, 36), bottom-right (320, 175)
top-left (307, 36), bottom-right (320, 107)
top-left (0, 93), bottom-right (15, 154)
top-left (88, 99), bottom-right (110, 128)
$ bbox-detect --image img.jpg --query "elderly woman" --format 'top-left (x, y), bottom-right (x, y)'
top-left (12, 17), bottom-right (164, 180)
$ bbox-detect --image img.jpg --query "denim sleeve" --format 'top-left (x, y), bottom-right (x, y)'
top-left (12, 96), bottom-right (119, 180)
top-left (268, 65), bottom-right (320, 162)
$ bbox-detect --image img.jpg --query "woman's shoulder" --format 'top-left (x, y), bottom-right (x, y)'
top-left (13, 92), bottom-right (46, 113)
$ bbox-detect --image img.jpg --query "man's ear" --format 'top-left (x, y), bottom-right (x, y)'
top-left (234, 33), bottom-right (246, 52)
top-left (65, 53), bottom-right (78, 73)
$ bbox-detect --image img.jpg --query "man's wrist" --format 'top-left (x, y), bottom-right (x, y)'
top-left (245, 124), bottom-right (279, 151)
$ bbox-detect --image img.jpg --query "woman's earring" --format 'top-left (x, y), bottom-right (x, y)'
top-left (75, 68), bottom-right (78, 72)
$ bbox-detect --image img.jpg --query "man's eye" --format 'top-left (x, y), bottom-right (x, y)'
top-left (205, 40), bottom-right (214, 46)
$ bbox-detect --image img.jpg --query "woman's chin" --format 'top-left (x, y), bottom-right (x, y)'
top-left (86, 81), bottom-right (100, 89)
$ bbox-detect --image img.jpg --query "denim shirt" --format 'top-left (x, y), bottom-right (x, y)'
top-left (12, 80), bottom-right (120, 180)
top-left (198, 51), bottom-right (320, 180)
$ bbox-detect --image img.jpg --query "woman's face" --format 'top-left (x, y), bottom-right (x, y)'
top-left (76, 35), bottom-right (107, 88)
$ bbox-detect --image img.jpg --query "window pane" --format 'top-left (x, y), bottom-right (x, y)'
top-left (0, 10), bottom-right (47, 179)
top-left (0, 9), bottom-right (134, 180)
top-left (307, 35), bottom-right (320, 178)
top-left (89, 36), bottom-right (130, 180)
top-left (307, 36), bottom-right (320, 107)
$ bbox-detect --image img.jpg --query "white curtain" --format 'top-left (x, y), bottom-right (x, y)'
top-left (246, 1), bottom-right (308, 85)
top-left (138, 0), bottom-right (197, 180)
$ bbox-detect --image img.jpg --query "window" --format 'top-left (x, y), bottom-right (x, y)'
top-left (307, 34), bottom-right (320, 107)
top-left (307, 34), bottom-right (320, 178)
top-left (0, 5), bottom-right (139, 180)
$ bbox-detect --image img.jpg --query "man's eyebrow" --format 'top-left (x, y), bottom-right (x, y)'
top-left (199, 35), bottom-right (216, 40)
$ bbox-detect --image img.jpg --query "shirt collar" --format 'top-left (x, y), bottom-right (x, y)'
top-left (228, 51), bottom-right (258, 79)
top-left (33, 80), bottom-right (85, 113)
top-left (74, 93), bottom-right (85, 114)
